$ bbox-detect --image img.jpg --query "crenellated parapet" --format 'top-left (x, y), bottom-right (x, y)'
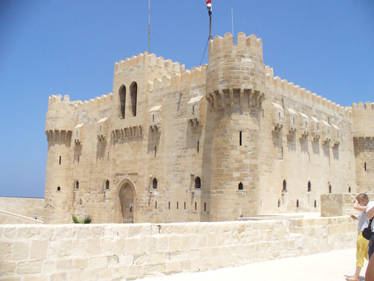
top-left (114, 52), bottom-right (185, 81)
top-left (352, 102), bottom-right (374, 137)
top-left (266, 74), bottom-right (350, 118)
top-left (206, 32), bottom-right (265, 110)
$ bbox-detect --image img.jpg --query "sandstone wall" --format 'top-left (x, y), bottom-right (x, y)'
top-left (0, 217), bottom-right (355, 280)
top-left (0, 197), bottom-right (44, 221)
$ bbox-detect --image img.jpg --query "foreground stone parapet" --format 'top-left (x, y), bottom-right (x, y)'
top-left (0, 217), bottom-right (355, 280)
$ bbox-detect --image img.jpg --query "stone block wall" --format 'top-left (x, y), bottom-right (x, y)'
top-left (321, 193), bottom-right (374, 217)
top-left (0, 217), bottom-right (355, 280)
top-left (0, 197), bottom-right (45, 221)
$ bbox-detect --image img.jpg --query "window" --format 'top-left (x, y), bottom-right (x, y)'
top-left (348, 186), bottom-right (351, 193)
top-left (155, 201), bottom-right (157, 209)
top-left (153, 178), bottom-right (158, 189)
top-left (105, 180), bottom-right (110, 190)
top-left (282, 180), bottom-right (287, 192)
top-left (57, 186), bottom-right (61, 192)
top-left (296, 199), bottom-right (299, 208)
top-left (239, 131), bottom-right (242, 146)
top-left (197, 140), bottom-right (200, 153)
top-left (130, 82), bottom-right (137, 117)
top-left (119, 85), bottom-right (126, 119)
top-left (184, 202), bottom-right (186, 210)
top-left (307, 181), bottom-right (311, 192)
top-left (238, 182), bottom-right (243, 190)
top-left (329, 184), bottom-right (332, 194)
top-left (204, 202), bottom-right (207, 212)
top-left (59, 156), bottom-right (61, 165)
top-left (176, 202), bottom-right (179, 209)
top-left (75, 181), bottom-right (79, 190)
top-left (195, 177), bottom-right (201, 189)
top-left (314, 200), bottom-right (317, 208)
top-left (154, 145), bottom-right (157, 157)
top-left (195, 202), bottom-right (197, 211)
top-left (365, 162), bottom-right (367, 171)
top-left (168, 201), bottom-right (171, 210)
top-left (278, 199), bottom-right (281, 208)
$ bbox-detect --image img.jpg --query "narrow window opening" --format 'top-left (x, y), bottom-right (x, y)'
top-left (278, 199), bottom-right (281, 208)
top-left (282, 180), bottom-right (287, 192)
top-left (184, 202), bottom-right (186, 210)
top-left (119, 85), bottom-right (126, 119)
top-left (130, 82), bottom-right (137, 117)
top-left (176, 202), bottom-right (179, 210)
top-left (307, 181), bottom-right (311, 192)
top-left (155, 201), bottom-right (157, 209)
top-left (197, 140), bottom-right (200, 153)
top-left (239, 131), bottom-right (242, 146)
top-left (296, 199), bottom-right (299, 208)
top-left (75, 181), bottom-right (79, 190)
top-left (314, 200), bottom-right (317, 208)
top-left (348, 186), bottom-right (351, 193)
top-left (195, 202), bottom-right (197, 211)
top-left (195, 177), bottom-right (201, 189)
top-left (168, 201), bottom-right (171, 210)
top-left (153, 178), bottom-right (158, 189)
top-left (105, 180), bottom-right (110, 190)
top-left (154, 145), bottom-right (157, 157)
top-left (57, 186), bottom-right (61, 192)
top-left (329, 184), bottom-right (332, 194)
top-left (204, 202), bottom-right (207, 212)
top-left (59, 156), bottom-right (61, 165)
top-left (238, 182), bottom-right (243, 190)
top-left (152, 114), bottom-right (154, 122)
top-left (130, 206), bottom-right (133, 213)
top-left (365, 162), bottom-right (367, 171)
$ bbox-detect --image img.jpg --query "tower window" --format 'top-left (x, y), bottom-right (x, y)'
top-left (197, 140), bottom-right (200, 153)
top-left (195, 202), bottom-right (197, 211)
top-left (105, 180), bottom-right (110, 190)
top-left (154, 145), bottom-right (157, 157)
top-left (282, 180), bottom-right (287, 192)
top-left (238, 182), bottom-right (243, 190)
top-left (278, 199), bottom-right (281, 208)
top-left (296, 199), bottom-right (299, 208)
top-left (57, 186), bottom-right (61, 192)
top-left (195, 177), bottom-right (201, 189)
top-left (155, 201), bottom-right (157, 209)
top-left (184, 202), bottom-right (186, 210)
top-left (75, 181), bottom-right (79, 190)
top-left (365, 162), bottom-right (367, 171)
top-left (348, 186), bottom-right (351, 193)
top-left (168, 201), bottom-right (171, 210)
top-left (153, 178), bottom-right (158, 189)
top-left (239, 131), bottom-right (242, 146)
top-left (329, 184), bottom-right (332, 194)
top-left (204, 202), bottom-right (207, 212)
top-left (119, 85), bottom-right (126, 119)
top-left (314, 200), bottom-right (317, 208)
top-left (307, 181), bottom-right (311, 192)
top-left (176, 202), bottom-right (179, 209)
top-left (59, 156), bottom-right (61, 165)
top-left (130, 82), bottom-right (137, 117)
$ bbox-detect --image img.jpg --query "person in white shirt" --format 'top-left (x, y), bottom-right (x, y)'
top-left (366, 197), bottom-right (374, 258)
top-left (346, 193), bottom-right (370, 281)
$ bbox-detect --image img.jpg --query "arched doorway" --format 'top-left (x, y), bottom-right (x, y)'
top-left (119, 182), bottom-right (135, 223)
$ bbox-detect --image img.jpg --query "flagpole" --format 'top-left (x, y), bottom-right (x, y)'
top-left (209, 13), bottom-right (212, 40)
top-left (148, 0), bottom-right (151, 52)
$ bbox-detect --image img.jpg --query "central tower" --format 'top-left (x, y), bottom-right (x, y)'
top-left (203, 33), bottom-right (266, 221)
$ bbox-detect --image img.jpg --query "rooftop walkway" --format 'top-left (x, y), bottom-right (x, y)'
top-left (137, 248), bottom-right (365, 281)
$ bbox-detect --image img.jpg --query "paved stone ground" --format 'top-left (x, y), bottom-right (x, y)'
top-left (137, 248), bottom-right (366, 281)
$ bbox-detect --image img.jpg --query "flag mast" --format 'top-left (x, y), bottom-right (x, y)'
top-left (148, 0), bottom-right (151, 52)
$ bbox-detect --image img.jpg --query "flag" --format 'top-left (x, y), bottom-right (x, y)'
top-left (206, 0), bottom-right (212, 16)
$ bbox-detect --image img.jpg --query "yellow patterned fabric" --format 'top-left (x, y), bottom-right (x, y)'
top-left (357, 231), bottom-right (369, 268)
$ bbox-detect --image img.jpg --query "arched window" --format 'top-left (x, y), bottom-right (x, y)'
top-left (105, 180), bottom-right (110, 190)
top-left (307, 181), bottom-right (311, 192)
top-left (348, 186), bottom-right (351, 193)
top-left (57, 186), bottom-right (61, 192)
top-left (152, 178), bottom-right (158, 189)
top-left (119, 85), bottom-right (126, 119)
top-left (130, 82), bottom-right (137, 117)
top-left (75, 181), bottom-right (79, 190)
top-left (238, 182), bottom-right (243, 190)
top-left (282, 180), bottom-right (287, 192)
top-left (195, 177), bottom-right (201, 189)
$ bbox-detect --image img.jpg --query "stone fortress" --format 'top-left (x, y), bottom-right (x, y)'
top-left (44, 32), bottom-right (374, 224)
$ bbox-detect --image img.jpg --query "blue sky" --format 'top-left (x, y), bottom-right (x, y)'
top-left (0, 0), bottom-right (373, 198)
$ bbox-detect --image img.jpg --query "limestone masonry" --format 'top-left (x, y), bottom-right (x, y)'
top-left (44, 32), bottom-right (374, 224)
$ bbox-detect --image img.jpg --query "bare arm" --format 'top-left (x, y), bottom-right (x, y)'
top-left (367, 206), bottom-right (374, 220)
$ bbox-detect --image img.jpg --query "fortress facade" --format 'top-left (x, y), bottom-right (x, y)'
top-left (44, 32), bottom-right (374, 224)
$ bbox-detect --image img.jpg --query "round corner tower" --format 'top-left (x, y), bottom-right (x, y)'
top-left (203, 32), bottom-right (266, 221)
top-left (44, 95), bottom-right (75, 223)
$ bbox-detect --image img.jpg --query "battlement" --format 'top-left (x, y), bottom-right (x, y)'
top-left (266, 73), bottom-right (351, 118)
top-left (147, 65), bottom-right (207, 92)
top-left (208, 32), bottom-right (263, 58)
top-left (48, 93), bottom-right (113, 111)
top-left (352, 102), bottom-right (374, 111)
top-left (114, 52), bottom-right (185, 78)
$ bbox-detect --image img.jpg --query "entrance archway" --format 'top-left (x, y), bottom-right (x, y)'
top-left (119, 182), bottom-right (135, 223)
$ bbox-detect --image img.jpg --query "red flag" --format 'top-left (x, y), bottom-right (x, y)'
top-left (206, 0), bottom-right (212, 16)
